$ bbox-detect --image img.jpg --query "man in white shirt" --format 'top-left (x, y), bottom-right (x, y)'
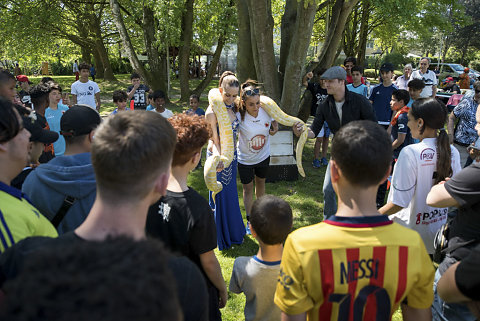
top-left (71, 62), bottom-right (101, 111)
top-left (411, 58), bottom-right (437, 98)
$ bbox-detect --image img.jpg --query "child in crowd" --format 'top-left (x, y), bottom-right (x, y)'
top-left (389, 89), bottom-right (413, 160)
top-left (186, 94), bottom-right (205, 116)
top-left (17, 75), bottom-right (33, 107)
top-left (369, 62), bottom-right (397, 128)
top-left (407, 78), bottom-right (425, 107)
top-left (149, 90), bottom-right (173, 118)
top-left (127, 72), bottom-right (152, 110)
top-left (0, 70), bottom-right (17, 102)
top-left (11, 113), bottom-right (59, 190)
top-left (146, 92), bottom-right (155, 111)
top-left (146, 113), bottom-right (226, 321)
top-left (275, 120), bottom-right (435, 321)
top-left (45, 83), bottom-right (69, 156)
top-left (347, 66), bottom-right (369, 97)
top-left (111, 90), bottom-right (130, 115)
top-left (230, 195), bottom-right (292, 321)
top-left (71, 62), bottom-right (101, 111)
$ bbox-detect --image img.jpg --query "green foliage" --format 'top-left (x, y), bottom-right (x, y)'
top-left (470, 60), bottom-right (480, 71)
top-left (381, 53), bottom-right (406, 69)
top-left (110, 58), bottom-right (133, 74)
top-left (50, 61), bottom-right (71, 76)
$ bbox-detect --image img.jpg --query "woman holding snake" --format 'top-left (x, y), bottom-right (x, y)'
top-left (236, 80), bottom-right (278, 233)
top-left (205, 71), bottom-right (246, 250)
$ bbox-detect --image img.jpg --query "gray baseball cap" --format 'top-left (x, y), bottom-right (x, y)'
top-left (320, 66), bottom-right (347, 80)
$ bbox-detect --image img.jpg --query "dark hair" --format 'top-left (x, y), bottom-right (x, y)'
top-left (29, 83), bottom-right (51, 108)
top-left (250, 195), bottom-right (293, 245)
top-left (0, 237), bottom-right (181, 321)
top-left (189, 94), bottom-right (200, 102)
top-left (113, 90), bottom-right (128, 102)
top-left (410, 98), bottom-right (451, 184)
top-left (473, 81), bottom-right (480, 92)
top-left (344, 57), bottom-right (357, 65)
top-left (78, 62), bottom-right (90, 71)
top-left (218, 71), bottom-right (239, 88)
top-left (148, 92), bottom-right (154, 100)
top-left (351, 66), bottom-right (363, 74)
top-left (152, 90), bottom-right (166, 101)
top-left (239, 79), bottom-right (261, 121)
top-left (392, 89), bottom-right (410, 106)
top-left (0, 97), bottom-right (21, 143)
top-left (0, 70), bottom-right (15, 85)
top-left (48, 82), bottom-right (62, 93)
top-left (408, 78), bottom-right (425, 90)
top-left (169, 114), bottom-right (210, 166)
top-left (41, 77), bottom-right (54, 84)
top-left (332, 120), bottom-right (392, 187)
top-left (130, 72), bottom-right (141, 80)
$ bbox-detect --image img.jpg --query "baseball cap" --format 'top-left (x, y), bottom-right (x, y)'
top-left (16, 75), bottom-right (32, 84)
top-left (320, 66), bottom-right (347, 80)
top-left (464, 67), bottom-right (470, 72)
top-left (22, 115), bottom-right (59, 144)
top-left (380, 63), bottom-right (394, 72)
top-left (446, 77), bottom-right (454, 81)
top-left (60, 105), bottom-right (101, 137)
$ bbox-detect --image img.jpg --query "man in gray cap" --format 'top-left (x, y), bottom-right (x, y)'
top-left (294, 65), bottom-right (376, 219)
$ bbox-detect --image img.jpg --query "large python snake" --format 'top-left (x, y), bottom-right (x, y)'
top-left (204, 89), bottom-right (307, 199)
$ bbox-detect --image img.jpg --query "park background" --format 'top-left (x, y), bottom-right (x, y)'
top-left (1, 0), bottom-right (479, 319)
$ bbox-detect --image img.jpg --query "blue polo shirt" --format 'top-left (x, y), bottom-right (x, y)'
top-left (369, 83), bottom-right (397, 125)
top-left (347, 83), bottom-right (369, 98)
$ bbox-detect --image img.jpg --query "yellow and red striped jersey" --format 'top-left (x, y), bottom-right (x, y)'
top-left (274, 215), bottom-right (434, 321)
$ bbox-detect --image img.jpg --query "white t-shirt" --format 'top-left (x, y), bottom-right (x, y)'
top-left (335, 100), bottom-right (344, 123)
top-left (153, 108), bottom-right (173, 118)
top-left (388, 138), bottom-right (461, 254)
top-left (71, 80), bottom-right (100, 109)
top-left (411, 70), bottom-right (437, 98)
top-left (236, 108), bottom-right (273, 165)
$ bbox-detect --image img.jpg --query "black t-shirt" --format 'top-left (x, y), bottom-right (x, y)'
top-left (445, 162), bottom-right (480, 241)
top-left (307, 82), bottom-right (328, 116)
top-left (10, 168), bottom-right (34, 190)
top-left (456, 243), bottom-right (480, 300)
top-left (146, 188), bottom-right (217, 270)
top-left (19, 90), bottom-right (31, 107)
top-left (127, 84), bottom-right (150, 109)
top-left (0, 232), bottom-right (208, 321)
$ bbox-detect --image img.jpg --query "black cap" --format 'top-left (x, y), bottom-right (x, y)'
top-left (22, 115), bottom-right (59, 144)
top-left (380, 63), bottom-right (394, 72)
top-left (60, 105), bottom-right (101, 137)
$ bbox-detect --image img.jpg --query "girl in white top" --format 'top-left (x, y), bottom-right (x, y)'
top-left (379, 98), bottom-right (461, 254)
top-left (236, 80), bottom-right (278, 221)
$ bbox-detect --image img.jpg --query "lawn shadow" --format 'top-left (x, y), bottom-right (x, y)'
top-left (220, 235), bottom-right (258, 258)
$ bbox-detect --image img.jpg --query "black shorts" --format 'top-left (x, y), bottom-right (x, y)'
top-left (237, 157), bottom-right (270, 184)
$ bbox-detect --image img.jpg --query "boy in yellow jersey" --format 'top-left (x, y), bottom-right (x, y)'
top-left (0, 98), bottom-right (57, 252)
top-left (275, 120), bottom-right (434, 321)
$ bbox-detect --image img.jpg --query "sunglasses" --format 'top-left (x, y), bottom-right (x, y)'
top-left (244, 88), bottom-right (259, 96)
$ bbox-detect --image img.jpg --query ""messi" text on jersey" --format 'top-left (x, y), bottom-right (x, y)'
top-left (339, 258), bottom-right (381, 284)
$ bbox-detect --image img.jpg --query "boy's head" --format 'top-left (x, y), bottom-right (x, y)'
top-left (390, 89), bottom-right (410, 111)
top-left (22, 114), bottom-right (59, 163)
top-left (408, 79), bottom-right (425, 100)
top-left (168, 113), bottom-right (210, 168)
top-left (351, 66), bottom-right (363, 84)
top-left (113, 90), bottom-right (128, 110)
top-left (78, 62), bottom-right (91, 80)
top-left (189, 94), bottom-right (200, 110)
top-left (0, 71), bottom-right (16, 102)
top-left (379, 63), bottom-right (394, 82)
top-left (29, 83), bottom-right (51, 110)
top-left (152, 90), bottom-right (166, 109)
top-left (130, 72), bottom-right (141, 86)
top-left (48, 83), bottom-right (62, 106)
top-left (61, 105), bottom-right (101, 147)
top-left (250, 195), bottom-right (293, 245)
top-left (343, 57), bottom-right (356, 75)
top-left (91, 111), bottom-right (176, 204)
top-left (331, 120), bottom-right (391, 188)
top-left (16, 75), bottom-right (32, 90)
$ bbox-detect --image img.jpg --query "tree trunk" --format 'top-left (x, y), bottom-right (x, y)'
top-left (278, 0), bottom-right (297, 85)
top-left (247, 0), bottom-right (280, 101)
top-left (81, 46), bottom-right (92, 65)
top-left (93, 48), bottom-right (104, 79)
top-left (356, 0), bottom-right (370, 67)
top-left (179, 0), bottom-right (195, 101)
top-left (280, 0), bottom-right (317, 116)
top-left (192, 34), bottom-right (226, 96)
top-left (236, 0), bottom-right (257, 82)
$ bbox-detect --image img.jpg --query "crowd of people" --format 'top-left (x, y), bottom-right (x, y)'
top-left (0, 56), bottom-right (479, 321)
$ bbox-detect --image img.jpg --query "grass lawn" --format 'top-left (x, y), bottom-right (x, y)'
top-left (30, 74), bottom-right (402, 320)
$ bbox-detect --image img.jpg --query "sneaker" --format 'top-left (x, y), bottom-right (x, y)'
top-left (312, 158), bottom-right (321, 168)
top-left (320, 157), bottom-right (328, 166)
top-left (245, 223), bottom-right (251, 235)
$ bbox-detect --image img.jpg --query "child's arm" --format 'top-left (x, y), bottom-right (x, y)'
top-left (401, 305), bottom-right (431, 321)
top-left (302, 72), bottom-right (313, 88)
top-left (71, 94), bottom-right (77, 106)
top-left (392, 133), bottom-right (406, 150)
top-left (127, 83), bottom-right (140, 101)
top-left (199, 250), bottom-right (227, 308)
top-left (95, 92), bottom-right (101, 111)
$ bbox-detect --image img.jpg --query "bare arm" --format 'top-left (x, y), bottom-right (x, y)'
top-left (302, 72), bottom-right (313, 87)
top-left (270, 120), bottom-right (279, 136)
top-left (95, 92), bottom-right (101, 111)
top-left (401, 304), bottom-right (432, 321)
top-left (199, 250), bottom-right (227, 308)
top-left (205, 110), bottom-right (221, 154)
top-left (127, 83), bottom-right (140, 100)
top-left (437, 262), bottom-right (470, 302)
top-left (427, 182), bottom-right (460, 208)
top-left (281, 312), bottom-right (306, 321)
top-left (392, 133), bottom-right (406, 150)
top-left (447, 112), bottom-right (456, 144)
top-left (71, 94), bottom-right (77, 106)
top-left (378, 202), bottom-right (403, 215)
top-left (432, 85), bottom-right (437, 98)
top-left (293, 122), bottom-right (315, 139)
